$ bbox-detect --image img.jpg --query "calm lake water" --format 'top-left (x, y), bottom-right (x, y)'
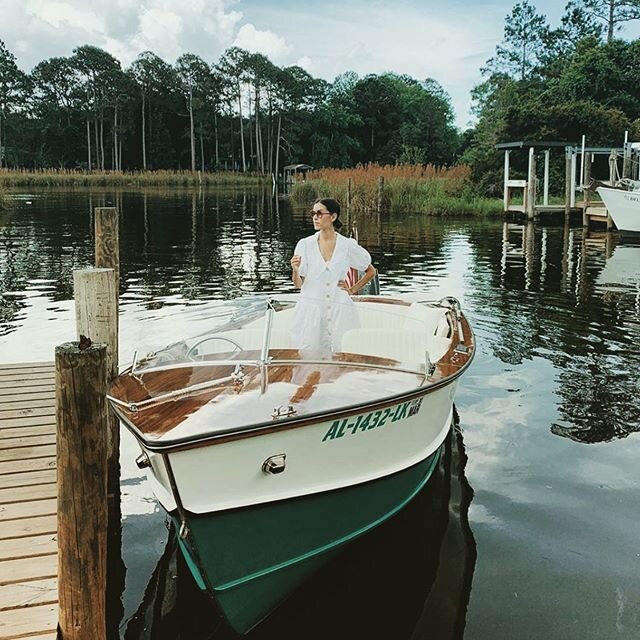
top-left (1, 188), bottom-right (639, 639)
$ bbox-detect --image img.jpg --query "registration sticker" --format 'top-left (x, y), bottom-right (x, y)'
top-left (322, 397), bottom-right (423, 441)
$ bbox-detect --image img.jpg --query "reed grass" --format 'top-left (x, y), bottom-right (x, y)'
top-left (292, 163), bottom-right (503, 216)
top-left (0, 168), bottom-right (268, 187)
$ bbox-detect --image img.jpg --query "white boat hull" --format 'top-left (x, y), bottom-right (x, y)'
top-left (142, 381), bottom-right (457, 514)
top-left (597, 187), bottom-right (640, 233)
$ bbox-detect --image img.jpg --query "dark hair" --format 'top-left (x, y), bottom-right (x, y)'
top-left (315, 197), bottom-right (343, 229)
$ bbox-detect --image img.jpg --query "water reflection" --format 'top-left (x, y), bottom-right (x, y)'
top-left (2, 189), bottom-right (640, 639)
top-left (122, 422), bottom-right (476, 640)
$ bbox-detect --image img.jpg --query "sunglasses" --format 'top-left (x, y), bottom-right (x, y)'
top-left (309, 210), bottom-right (332, 218)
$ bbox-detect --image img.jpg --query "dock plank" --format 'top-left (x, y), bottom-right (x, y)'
top-left (0, 362), bottom-right (59, 637)
top-left (0, 434), bottom-right (56, 450)
top-left (0, 534), bottom-right (57, 561)
top-left (0, 498), bottom-right (57, 522)
top-left (0, 457), bottom-right (56, 475)
top-left (0, 417), bottom-right (56, 431)
top-left (0, 515), bottom-right (57, 540)
top-left (0, 578), bottom-right (57, 610)
top-left (0, 445), bottom-right (57, 462)
top-left (0, 407), bottom-right (56, 421)
top-left (0, 470), bottom-right (56, 490)
top-left (0, 554), bottom-right (57, 586)
top-left (0, 602), bottom-right (58, 639)
top-left (0, 483), bottom-right (57, 505)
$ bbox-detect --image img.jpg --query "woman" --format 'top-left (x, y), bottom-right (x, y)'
top-left (290, 198), bottom-right (376, 354)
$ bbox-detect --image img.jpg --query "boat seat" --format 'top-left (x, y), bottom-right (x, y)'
top-left (354, 303), bottom-right (409, 330)
top-left (340, 328), bottom-right (451, 364)
top-left (403, 303), bottom-right (450, 337)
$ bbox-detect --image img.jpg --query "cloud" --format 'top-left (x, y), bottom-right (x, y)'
top-left (232, 23), bottom-right (292, 62)
top-left (4, 0), bottom-right (244, 68)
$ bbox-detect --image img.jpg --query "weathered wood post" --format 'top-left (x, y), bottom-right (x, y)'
top-left (91, 206), bottom-right (123, 629)
top-left (622, 142), bottom-right (632, 179)
top-left (347, 177), bottom-right (352, 231)
top-left (609, 150), bottom-right (617, 184)
top-left (92, 208), bottom-right (119, 514)
top-left (56, 341), bottom-right (109, 640)
top-left (583, 152), bottom-right (592, 229)
top-left (564, 147), bottom-right (573, 223)
top-left (503, 150), bottom-right (510, 212)
top-left (377, 176), bottom-right (384, 213)
top-left (543, 149), bottom-right (550, 206)
top-left (526, 147), bottom-right (536, 220)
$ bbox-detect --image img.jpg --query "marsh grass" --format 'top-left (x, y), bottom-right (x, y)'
top-left (0, 168), bottom-right (267, 187)
top-left (292, 164), bottom-right (503, 215)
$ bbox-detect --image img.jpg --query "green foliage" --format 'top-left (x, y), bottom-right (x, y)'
top-left (463, 2), bottom-right (640, 196)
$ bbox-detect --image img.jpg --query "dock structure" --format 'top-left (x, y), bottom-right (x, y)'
top-left (496, 140), bottom-right (633, 225)
top-left (0, 361), bottom-right (58, 640)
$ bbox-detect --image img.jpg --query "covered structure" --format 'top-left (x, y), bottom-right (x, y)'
top-left (283, 164), bottom-right (313, 185)
top-left (495, 140), bottom-right (633, 221)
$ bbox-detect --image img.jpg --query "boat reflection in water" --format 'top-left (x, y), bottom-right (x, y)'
top-left (123, 414), bottom-right (476, 640)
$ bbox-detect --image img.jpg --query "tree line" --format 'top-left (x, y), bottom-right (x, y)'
top-left (463, 0), bottom-right (640, 193)
top-left (0, 0), bottom-right (638, 192)
top-left (0, 43), bottom-right (458, 174)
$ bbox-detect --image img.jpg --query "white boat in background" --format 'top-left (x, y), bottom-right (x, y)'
top-left (597, 184), bottom-right (640, 234)
top-left (107, 293), bottom-right (474, 633)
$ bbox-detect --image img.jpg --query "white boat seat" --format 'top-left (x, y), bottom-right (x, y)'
top-left (403, 303), bottom-right (450, 337)
top-left (340, 328), bottom-right (451, 364)
top-left (354, 303), bottom-right (410, 330)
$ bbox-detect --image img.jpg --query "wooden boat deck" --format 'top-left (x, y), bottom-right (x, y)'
top-left (0, 362), bottom-right (58, 640)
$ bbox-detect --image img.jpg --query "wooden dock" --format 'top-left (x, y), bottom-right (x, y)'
top-left (0, 362), bottom-right (57, 640)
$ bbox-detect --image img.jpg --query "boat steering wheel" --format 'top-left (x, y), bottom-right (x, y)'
top-left (185, 336), bottom-right (243, 360)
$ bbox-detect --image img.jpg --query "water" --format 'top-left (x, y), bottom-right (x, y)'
top-left (1, 189), bottom-right (639, 639)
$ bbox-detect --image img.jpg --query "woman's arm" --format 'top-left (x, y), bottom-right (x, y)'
top-left (291, 254), bottom-right (304, 288)
top-left (340, 264), bottom-right (377, 295)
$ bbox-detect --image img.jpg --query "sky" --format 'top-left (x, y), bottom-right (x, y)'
top-left (2, 0), bottom-right (639, 129)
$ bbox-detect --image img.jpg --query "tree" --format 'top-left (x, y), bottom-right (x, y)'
top-left (486, 1), bottom-right (549, 80)
top-left (71, 45), bottom-right (122, 170)
top-left (0, 40), bottom-right (27, 167)
top-left (175, 54), bottom-right (210, 171)
top-left (571, 0), bottom-right (640, 43)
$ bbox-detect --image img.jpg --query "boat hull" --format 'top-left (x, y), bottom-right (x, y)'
top-left (172, 447), bottom-right (442, 633)
top-left (597, 187), bottom-right (640, 233)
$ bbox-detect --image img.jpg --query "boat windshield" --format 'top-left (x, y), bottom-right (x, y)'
top-left (126, 293), bottom-right (452, 378)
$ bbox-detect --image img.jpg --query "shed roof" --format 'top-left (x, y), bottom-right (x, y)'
top-left (283, 164), bottom-right (313, 171)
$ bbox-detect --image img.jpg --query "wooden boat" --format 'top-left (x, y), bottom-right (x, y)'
top-left (108, 294), bottom-right (475, 633)
top-left (597, 183), bottom-right (640, 234)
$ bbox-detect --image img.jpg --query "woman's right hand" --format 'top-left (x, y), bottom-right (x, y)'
top-left (290, 254), bottom-right (302, 271)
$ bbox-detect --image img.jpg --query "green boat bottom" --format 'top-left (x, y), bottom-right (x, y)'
top-left (172, 447), bottom-right (442, 633)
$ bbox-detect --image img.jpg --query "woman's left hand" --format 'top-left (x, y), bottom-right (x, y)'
top-left (337, 280), bottom-right (353, 295)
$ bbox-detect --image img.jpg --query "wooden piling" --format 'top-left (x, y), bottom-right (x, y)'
top-left (377, 176), bottom-right (384, 213)
top-left (565, 149), bottom-right (573, 222)
top-left (56, 341), bottom-right (108, 640)
top-left (526, 147), bottom-right (536, 220)
top-left (91, 206), bottom-right (123, 630)
top-left (347, 177), bottom-right (352, 231)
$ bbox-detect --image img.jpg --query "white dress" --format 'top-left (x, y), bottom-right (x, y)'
top-left (290, 232), bottom-right (372, 353)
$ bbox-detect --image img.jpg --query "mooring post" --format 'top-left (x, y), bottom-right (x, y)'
top-left (347, 177), bottom-right (352, 230)
top-left (543, 150), bottom-right (550, 206)
top-left (377, 176), bottom-right (384, 213)
top-left (526, 147), bottom-right (536, 220)
top-left (564, 147), bottom-right (573, 222)
top-left (92, 208), bottom-right (120, 503)
top-left (56, 341), bottom-right (109, 640)
top-left (92, 205), bottom-right (123, 628)
top-left (583, 152), bottom-right (592, 207)
top-left (609, 150), bottom-right (617, 184)
top-left (622, 142), bottom-right (632, 179)
top-left (503, 150), bottom-right (510, 212)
